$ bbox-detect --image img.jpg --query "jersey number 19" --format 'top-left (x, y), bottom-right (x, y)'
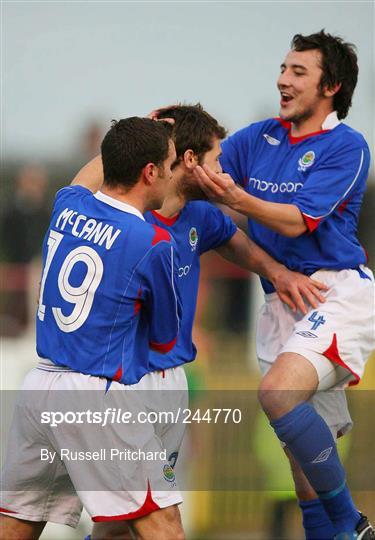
top-left (38, 230), bottom-right (104, 333)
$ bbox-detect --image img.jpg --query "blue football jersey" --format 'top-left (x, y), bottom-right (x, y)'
top-left (145, 201), bottom-right (237, 368)
top-left (36, 186), bottom-right (182, 385)
top-left (220, 115), bottom-right (371, 293)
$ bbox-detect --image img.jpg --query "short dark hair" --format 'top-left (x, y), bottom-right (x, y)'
top-left (101, 117), bottom-right (172, 188)
top-left (291, 30), bottom-right (358, 119)
top-left (157, 104), bottom-right (227, 163)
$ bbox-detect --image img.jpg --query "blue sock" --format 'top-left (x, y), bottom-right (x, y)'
top-left (299, 499), bottom-right (335, 539)
top-left (271, 403), bottom-right (359, 533)
top-left (84, 536), bottom-right (91, 540)
top-left (319, 485), bottom-right (360, 535)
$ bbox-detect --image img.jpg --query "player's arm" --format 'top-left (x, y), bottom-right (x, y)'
top-left (194, 165), bottom-right (307, 237)
top-left (141, 238), bottom-right (182, 353)
top-left (71, 154), bottom-right (104, 192)
top-left (216, 228), bottom-right (327, 314)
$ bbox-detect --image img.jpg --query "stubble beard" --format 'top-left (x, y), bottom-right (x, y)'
top-left (280, 104), bottom-right (316, 125)
top-left (177, 175), bottom-right (208, 202)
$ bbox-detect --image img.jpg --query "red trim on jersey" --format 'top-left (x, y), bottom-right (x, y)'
top-left (338, 199), bottom-right (350, 214)
top-left (242, 177), bottom-right (249, 189)
top-left (275, 117), bottom-right (330, 145)
top-left (151, 210), bottom-right (180, 226)
top-left (322, 333), bottom-right (360, 387)
top-left (151, 224), bottom-right (171, 245)
top-left (302, 213), bottom-right (322, 233)
top-left (92, 481), bottom-right (160, 522)
top-left (149, 336), bottom-right (177, 354)
top-left (0, 507), bottom-right (17, 514)
top-left (288, 130), bottom-right (330, 144)
top-left (361, 245), bottom-right (369, 264)
top-left (275, 117), bottom-right (291, 129)
top-left (134, 288), bottom-right (142, 315)
top-left (112, 365), bottom-right (123, 382)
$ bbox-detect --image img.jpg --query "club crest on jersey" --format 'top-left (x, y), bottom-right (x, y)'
top-left (163, 464), bottom-right (176, 483)
top-left (298, 150), bottom-right (315, 172)
top-left (189, 227), bottom-right (198, 251)
top-left (263, 133), bottom-right (280, 146)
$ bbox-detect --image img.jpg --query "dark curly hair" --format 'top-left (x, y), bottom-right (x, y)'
top-left (157, 103), bottom-right (227, 163)
top-left (291, 30), bottom-right (358, 119)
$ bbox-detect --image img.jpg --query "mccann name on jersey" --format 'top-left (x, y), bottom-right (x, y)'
top-left (55, 207), bottom-right (121, 250)
top-left (37, 186), bottom-right (182, 385)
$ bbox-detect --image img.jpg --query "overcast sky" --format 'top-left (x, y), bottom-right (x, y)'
top-left (2, 1), bottom-right (374, 160)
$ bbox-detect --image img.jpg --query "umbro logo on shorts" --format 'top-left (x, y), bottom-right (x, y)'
top-left (312, 447), bottom-right (333, 463)
top-left (296, 331), bottom-right (318, 338)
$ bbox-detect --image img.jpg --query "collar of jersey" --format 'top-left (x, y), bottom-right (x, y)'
top-left (150, 209), bottom-right (180, 226)
top-left (276, 111), bottom-right (341, 144)
top-left (94, 191), bottom-right (145, 221)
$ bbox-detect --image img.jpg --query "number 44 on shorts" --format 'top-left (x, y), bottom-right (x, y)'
top-left (308, 311), bottom-right (326, 331)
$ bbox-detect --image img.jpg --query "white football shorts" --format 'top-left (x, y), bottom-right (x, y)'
top-left (256, 266), bottom-right (375, 437)
top-left (0, 363), bottom-right (188, 527)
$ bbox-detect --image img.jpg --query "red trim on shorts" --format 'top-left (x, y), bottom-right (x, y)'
top-left (150, 336), bottom-right (177, 353)
top-left (0, 507), bottom-right (18, 514)
top-left (322, 333), bottom-right (360, 387)
top-left (91, 481), bottom-right (160, 522)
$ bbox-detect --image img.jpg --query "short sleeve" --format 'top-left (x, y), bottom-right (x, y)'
top-left (139, 240), bottom-right (182, 354)
top-left (199, 203), bottom-right (237, 255)
top-left (220, 126), bottom-right (253, 187)
top-left (292, 142), bottom-right (370, 232)
top-left (54, 185), bottom-right (92, 210)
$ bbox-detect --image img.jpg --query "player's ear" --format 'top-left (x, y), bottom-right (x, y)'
top-left (323, 82), bottom-right (341, 98)
top-left (142, 163), bottom-right (158, 185)
top-left (183, 149), bottom-right (199, 171)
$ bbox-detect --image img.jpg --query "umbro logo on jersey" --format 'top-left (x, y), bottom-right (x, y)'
top-left (298, 150), bottom-right (315, 171)
top-left (312, 447), bottom-right (333, 463)
top-left (263, 134), bottom-right (280, 146)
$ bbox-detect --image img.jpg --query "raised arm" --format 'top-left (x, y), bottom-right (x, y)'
top-left (216, 228), bottom-right (327, 314)
top-left (194, 165), bottom-right (307, 237)
top-left (71, 154), bottom-right (104, 192)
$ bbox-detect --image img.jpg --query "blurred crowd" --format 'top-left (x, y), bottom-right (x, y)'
top-left (1, 119), bottom-right (374, 540)
top-left (1, 119), bottom-right (374, 340)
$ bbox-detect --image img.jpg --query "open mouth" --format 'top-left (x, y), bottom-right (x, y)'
top-left (280, 93), bottom-right (294, 106)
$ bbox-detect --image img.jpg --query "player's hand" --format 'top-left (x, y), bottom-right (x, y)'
top-left (270, 269), bottom-right (328, 314)
top-left (193, 164), bottom-right (243, 208)
top-left (147, 106), bottom-right (175, 125)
